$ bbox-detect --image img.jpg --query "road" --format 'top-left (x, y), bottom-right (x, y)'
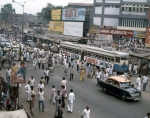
top-left (1, 62), bottom-right (150, 118)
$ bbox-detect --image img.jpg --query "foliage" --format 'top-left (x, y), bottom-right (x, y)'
top-left (1, 3), bottom-right (16, 23)
top-left (36, 3), bottom-right (64, 21)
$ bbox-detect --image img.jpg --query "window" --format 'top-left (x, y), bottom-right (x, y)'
top-left (106, 79), bottom-right (113, 84)
top-left (115, 57), bottom-right (120, 63)
top-left (114, 81), bottom-right (119, 88)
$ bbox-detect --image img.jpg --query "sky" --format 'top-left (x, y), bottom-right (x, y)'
top-left (0, 0), bottom-right (93, 15)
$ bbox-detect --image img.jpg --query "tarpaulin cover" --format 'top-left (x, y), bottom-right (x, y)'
top-left (0, 109), bottom-right (28, 118)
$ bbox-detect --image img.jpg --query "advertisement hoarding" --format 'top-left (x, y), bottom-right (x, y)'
top-left (11, 61), bottom-right (26, 83)
top-left (145, 28), bottom-right (150, 47)
top-left (62, 8), bottom-right (86, 21)
top-left (51, 9), bottom-right (61, 20)
top-left (89, 26), bottom-right (98, 34)
top-left (49, 21), bottom-right (64, 34)
top-left (100, 28), bottom-right (133, 37)
top-left (64, 22), bottom-right (83, 37)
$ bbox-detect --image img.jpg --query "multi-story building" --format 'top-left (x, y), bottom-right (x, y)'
top-left (93, 0), bottom-right (149, 28)
top-left (68, 3), bottom-right (93, 36)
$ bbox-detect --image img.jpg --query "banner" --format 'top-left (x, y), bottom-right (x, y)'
top-left (52, 16), bottom-right (61, 20)
top-left (145, 28), bottom-right (150, 47)
top-left (51, 9), bottom-right (61, 20)
top-left (49, 21), bottom-right (64, 34)
top-left (51, 9), bottom-right (61, 16)
top-left (137, 31), bottom-right (146, 38)
top-left (11, 61), bottom-right (26, 83)
top-left (62, 8), bottom-right (86, 21)
top-left (89, 27), bottom-right (98, 34)
top-left (100, 28), bottom-right (133, 37)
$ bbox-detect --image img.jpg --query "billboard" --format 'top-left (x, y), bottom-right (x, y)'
top-left (64, 22), bottom-right (83, 37)
top-left (145, 28), bottom-right (150, 47)
top-left (51, 9), bottom-right (61, 20)
top-left (11, 61), bottom-right (26, 83)
top-left (100, 28), bottom-right (133, 37)
top-left (49, 21), bottom-right (64, 34)
top-left (62, 8), bottom-right (86, 21)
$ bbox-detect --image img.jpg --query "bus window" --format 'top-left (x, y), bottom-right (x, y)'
top-left (111, 58), bottom-right (114, 62)
top-left (102, 56), bottom-right (104, 61)
top-left (96, 55), bottom-right (98, 59)
top-left (105, 56), bottom-right (107, 61)
top-left (84, 52), bottom-right (87, 56)
top-left (115, 57), bottom-right (120, 63)
top-left (99, 55), bottom-right (102, 60)
top-left (121, 57), bottom-right (128, 60)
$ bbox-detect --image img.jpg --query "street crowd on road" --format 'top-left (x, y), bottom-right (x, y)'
top-left (1, 32), bottom-right (149, 118)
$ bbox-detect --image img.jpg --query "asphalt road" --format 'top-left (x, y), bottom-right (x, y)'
top-left (1, 62), bottom-right (150, 118)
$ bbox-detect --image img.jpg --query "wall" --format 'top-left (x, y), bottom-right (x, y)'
top-left (103, 18), bottom-right (119, 26)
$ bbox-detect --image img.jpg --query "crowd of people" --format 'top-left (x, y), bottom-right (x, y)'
top-left (87, 37), bottom-right (145, 52)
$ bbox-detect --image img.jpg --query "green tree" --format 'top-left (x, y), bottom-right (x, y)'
top-left (36, 3), bottom-right (64, 21)
top-left (1, 3), bottom-right (16, 23)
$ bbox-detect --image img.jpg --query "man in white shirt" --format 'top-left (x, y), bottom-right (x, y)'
top-left (38, 81), bottom-right (44, 92)
top-left (38, 56), bottom-right (41, 69)
top-left (68, 89), bottom-right (75, 113)
top-left (77, 59), bottom-right (80, 71)
top-left (44, 68), bottom-right (49, 84)
top-left (52, 57), bottom-right (55, 68)
top-left (6, 67), bottom-right (12, 83)
top-left (109, 66), bottom-right (113, 77)
top-left (38, 88), bottom-right (44, 112)
top-left (145, 113), bottom-right (150, 118)
top-left (81, 105), bottom-right (90, 118)
top-left (61, 77), bottom-right (67, 89)
top-left (29, 76), bottom-right (35, 90)
top-left (142, 73), bottom-right (148, 91)
top-left (133, 64), bottom-right (138, 74)
top-left (25, 81), bottom-right (31, 101)
top-left (136, 75), bottom-right (141, 91)
top-left (96, 70), bottom-right (101, 86)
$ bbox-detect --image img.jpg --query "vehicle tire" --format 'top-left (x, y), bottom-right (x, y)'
top-left (121, 94), bottom-right (126, 101)
top-left (102, 87), bottom-right (107, 93)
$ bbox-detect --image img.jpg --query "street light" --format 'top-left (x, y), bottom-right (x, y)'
top-left (12, 0), bottom-right (24, 43)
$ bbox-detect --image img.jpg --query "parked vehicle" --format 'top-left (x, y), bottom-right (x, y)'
top-left (98, 76), bottom-right (142, 101)
top-left (24, 40), bottom-right (35, 47)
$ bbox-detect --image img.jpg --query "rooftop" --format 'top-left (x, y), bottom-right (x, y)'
top-left (107, 76), bottom-right (131, 83)
top-left (68, 2), bottom-right (93, 7)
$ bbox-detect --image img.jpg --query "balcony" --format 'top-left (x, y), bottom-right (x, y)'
top-left (122, 11), bottom-right (146, 15)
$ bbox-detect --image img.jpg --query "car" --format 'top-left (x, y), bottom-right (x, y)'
top-left (99, 76), bottom-right (142, 101)
top-left (0, 37), bottom-right (8, 48)
top-left (25, 40), bottom-right (35, 47)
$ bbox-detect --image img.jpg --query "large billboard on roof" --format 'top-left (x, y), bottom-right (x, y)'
top-left (51, 9), bottom-right (61, 20)
top-left (49, 21), bottom-right (64, 34)
top-left (64, 22), bottom-right (83, 37)
top-left (62, 8), bottom-right (86, 21)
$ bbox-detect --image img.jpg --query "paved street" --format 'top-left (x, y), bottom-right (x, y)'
top-left (0, 63), bottom-right (150, 118)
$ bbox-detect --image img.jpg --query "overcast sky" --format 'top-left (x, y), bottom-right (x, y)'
top-left (0, 0), bottom-right (93, 15)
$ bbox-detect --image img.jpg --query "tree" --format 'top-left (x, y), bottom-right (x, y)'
top-left (36, 3), bottom-right (64, 21)
top-left (1, 3), bottom-right (16, 23)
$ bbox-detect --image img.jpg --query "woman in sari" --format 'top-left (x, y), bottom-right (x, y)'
top-left (80, 68), bottom-right (85, 81)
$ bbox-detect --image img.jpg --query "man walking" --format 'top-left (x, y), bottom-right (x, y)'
top-left (81, 105), bottom-right (90, 118)
top-left (38, 56), bottom-right (41, 69)
top-left (44, 68), bottom-right (49, 84)
top-left (61, 85), bottom-right (67, 108)
top-left (96, 70), bottom-right (101, 86)
top-left (61, 77), bottom-right (67, 89)
top-left (136, 75), bottom-right (141, 91)
top-left (55, 90), bottom-right (62, 117)
top-left (38, 88), bottom-right (44, 112)
top-left (25, 81), bottom-right (31, 101)
top-left (29, 76), bottom-right (35, 90)
top-left (70, 66), bottom-right (74, 81)
top-left (6, 67), bottom-right (12, 83)
top-left (67, 89), bottom-right (75, 113)
top-left (142, 73), bottom-right (148, 91)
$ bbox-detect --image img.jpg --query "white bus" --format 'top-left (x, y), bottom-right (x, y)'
top-left (60, 42), bottom-right (129, 72)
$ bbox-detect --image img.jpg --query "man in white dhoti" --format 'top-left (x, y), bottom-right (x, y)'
top-left (136, 75), bottom-right (141, 91)
top-left (67, 89), bottom-right (75, 113)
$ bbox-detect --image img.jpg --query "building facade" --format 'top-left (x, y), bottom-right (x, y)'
top-left (93, 0), bottom-right (150, 28)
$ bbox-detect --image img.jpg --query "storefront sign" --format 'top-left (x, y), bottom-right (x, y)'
top-left (145, 28), bottom-right (150, 47)
top-left (137, 31), bottom-right (146, 38)
top-left (100, 28), bottom-right (133, 37)
top-left (89, 27), bottom-right (98, 34)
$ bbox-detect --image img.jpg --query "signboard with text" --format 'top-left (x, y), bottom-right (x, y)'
top-left (145, 28), bottom-right (150, 47)
top-left (62, 8), bottom-right (86, 21)
top-left (51, 9), bottom-right (61, 20)
top-left (49, 21), bottom-right (64, 34)
top-left (100, 28), bottom-right (133, 37)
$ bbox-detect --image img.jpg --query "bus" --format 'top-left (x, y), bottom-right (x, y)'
top-left (60, 41), bottom-right (129, 73)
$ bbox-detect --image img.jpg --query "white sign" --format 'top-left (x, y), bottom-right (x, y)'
top-left (64, 22), bottom-right (83, 37)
